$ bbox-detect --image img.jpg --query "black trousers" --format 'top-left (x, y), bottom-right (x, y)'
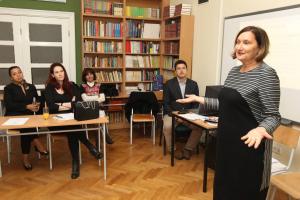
top-left (20, 128), bottom-right (38, 154)
top-left (49, 125), bottom-right (93, 162)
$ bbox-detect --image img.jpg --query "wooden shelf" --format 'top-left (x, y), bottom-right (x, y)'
top-left (83, 13), bottom-right (123, 19)
top-left (126, 38), bottom-right (161, 42)
top-left (163, 68), bottom-right (175, 71)
top-left (125, 53), bottom-right (160, 55)
top-left (84, 52), bottom-right (123, 55)
top-left (163, 53), bottom-right (179, 56)
top-left (126, 81), bottom-right (153, 83)
top-left (164, 37), bottom-right (180, 41)
top-left (163, 15), bottom-right (181, 20)
top-left (83, 36), bottom-right (123, 40)
top-left (125, 67), bottom-right (160, 70)
top-left (85, 67), bottom-right (123, 70)
top-left (100, 81), bottom-right (123, 84)
top-left (125, 16), bottom-right (161, 21)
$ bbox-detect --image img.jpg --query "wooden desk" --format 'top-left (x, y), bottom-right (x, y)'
top-left (171, 111), bottom-right (217, 193)
top-left (0, 114), bottom-right (109, 178)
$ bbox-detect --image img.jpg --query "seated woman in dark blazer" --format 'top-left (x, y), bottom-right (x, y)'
top-left (4, 66), bottom-right (48, 170)
top-left (44, 63), bottom-right (102, 179)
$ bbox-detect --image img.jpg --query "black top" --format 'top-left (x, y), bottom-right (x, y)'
top-left (4, 83), bottom-right (39, 116)
top-left (163, 77), bottom-right (199, 115)
top-left (44, 82), bottom-right (81, 114)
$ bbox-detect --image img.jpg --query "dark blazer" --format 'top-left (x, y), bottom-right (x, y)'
top-left (4, 82), bottom-right (39, 116)
top-left (163, 77), bottom-right (199, 115)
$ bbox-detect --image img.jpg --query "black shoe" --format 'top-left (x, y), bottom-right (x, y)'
top-left (105, 132), bottom-right (114, 144)
top-left (23, 163), bottom-right (33, 171)
top-left (71, 160), bottom-right (80, 179)
top-left (34, 146), bottom-right (49, 156)
top-left (175, 149), bottom-right (192, 160)
top-left (89, 146), bottom-right (103, 160)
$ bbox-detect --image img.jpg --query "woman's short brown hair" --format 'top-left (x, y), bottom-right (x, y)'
top-left (82, 68), bottom-right (96, 83)
top-left (231, 26), bottom-right (270, 62)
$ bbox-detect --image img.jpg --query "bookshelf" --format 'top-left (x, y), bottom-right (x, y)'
top-left (81, 0), bottom-right (169, 129)
top-left (162, 10), bottom-right (194, 81)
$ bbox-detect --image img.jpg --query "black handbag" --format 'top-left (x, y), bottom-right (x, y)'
top-left (74, 101), bottom-right (99, 121)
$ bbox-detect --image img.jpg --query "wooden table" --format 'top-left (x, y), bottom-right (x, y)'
top-left (0, 114), bottom-right (109, 178)
top-left (171, 111), bottom-right (217, 192)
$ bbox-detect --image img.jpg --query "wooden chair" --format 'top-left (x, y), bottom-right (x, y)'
top-left (266, 172), bottom-right (300, 200)
top-left (271, 125), bottom-right (300, 175)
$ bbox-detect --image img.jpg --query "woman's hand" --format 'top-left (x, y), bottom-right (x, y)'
top-left (241, 127), bottom-right (273, 149)
top-left (176, 94), bottom-right (204, 104)
top-left (26, 104), bottom-right (39, 112)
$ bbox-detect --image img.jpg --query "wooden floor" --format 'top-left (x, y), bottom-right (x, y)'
top-left (0, 128), bottom-right (288, 200)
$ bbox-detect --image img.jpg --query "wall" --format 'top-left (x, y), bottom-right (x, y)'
top-left (171, 0), bottom-right (300, 171)
top-left (0, 0), bottom-right (81, 82)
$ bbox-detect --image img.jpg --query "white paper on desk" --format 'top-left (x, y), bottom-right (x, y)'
top-left (2, 118), bottom-right (29, 126)
top-left (53, 113), bottom-right (74, 120)
top-left (179, 113), bottom-right (208, 121)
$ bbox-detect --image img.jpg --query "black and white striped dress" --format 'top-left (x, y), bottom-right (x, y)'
top-left (205, 62), bottom-right (280, 199)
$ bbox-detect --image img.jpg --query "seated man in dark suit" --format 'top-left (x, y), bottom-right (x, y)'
top-left (163, 59), bottom-right (202, 160)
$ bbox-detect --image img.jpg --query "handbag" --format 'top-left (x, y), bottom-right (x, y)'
top-left (74, 101), bottom-right (99, 121)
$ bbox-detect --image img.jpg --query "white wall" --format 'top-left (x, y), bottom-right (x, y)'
top-left (171, 0), bottom-right (300, 171)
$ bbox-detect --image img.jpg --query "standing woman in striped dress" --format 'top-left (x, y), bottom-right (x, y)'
top-left (177, 26), bottom-right (280, 200)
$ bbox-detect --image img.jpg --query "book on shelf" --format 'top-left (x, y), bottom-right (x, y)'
top-left (174, 4), bottom-right (192, 16)
top-left (96, 70), bottom-right (122, 82)
top-left (126, 21), bottom-right (160, 39)
top-left (164, 56), bottom-right (178, 70)
top-left (165, 20), bottom-right (180, 38)
top-left (84, 0), bottom-right (123, 16)
top-left (126, 70), bottom-right (159, 82)
top-left (164, 70), bottom-right (175, 80)
top-left (126, 41), bottom-right (160, 54)
top-left (164, 41), bottom-right (179, 54)
top-left (126, 6), bottom-right (160, 19)
top-left (125, 56), bottom-right (159, 68)
top-left (83, 56), bottom-right (122, 68)
top-left (84, 40), bottom-right (122, 53)
top-left (163, 5), bottom-right (175, 18)
top-left (83, 19), bottom-right (122, 37)
top-left (152, 74), bottom-right (163, 91)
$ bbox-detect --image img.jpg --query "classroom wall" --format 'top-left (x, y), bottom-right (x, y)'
top-left (171, 0), bottom-right (300, 171)
top-left (0, 0), bottom-right (82, 83)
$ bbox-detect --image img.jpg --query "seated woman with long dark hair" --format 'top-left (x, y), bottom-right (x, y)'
top-left (4, 66), bottom-right (48, 170)
top-left (44, 63), bottom-right (102, 179)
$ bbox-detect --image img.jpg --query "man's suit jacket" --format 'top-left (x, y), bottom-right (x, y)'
top-left (163, 77), bottom-right (199, 116)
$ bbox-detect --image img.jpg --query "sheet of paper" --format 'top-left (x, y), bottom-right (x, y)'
top-left (178, 113), bottom-right (208, 121)
top-left (53, 113), bottom-right (74, 120)
top-left (2, 118), bottom-right (29, 126)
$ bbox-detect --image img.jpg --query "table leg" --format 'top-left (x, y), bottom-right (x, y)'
top-left (0, 159), bottom-right (2, 177)
top-left (203, 130), bottom-right (209, 192)
top-left (98, 124), bottom-right (101, 167)
top-left (102, 123), bottom-right (107, 180)
top-left (171, 114), bottom-right (175, 166)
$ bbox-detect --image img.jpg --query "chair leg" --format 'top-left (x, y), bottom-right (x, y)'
top-left (7, 136), bottom-right (11, 164)
top-left (143, 122), bottom-right (146, 136)
top-left (79, 143), bottom-right (82, 165)
top-left (0, 159), bottom-right (2, 177)
top-left (153, 120), bottom-right (156, 145)
top-left (163, 136), bottom-right (167, 156)
top-left (47, 134), bottom-right (53, 170)
top-left (98, 124), bottom-right (101, 166)
top-left (130, 117), bottom-right (133, 145)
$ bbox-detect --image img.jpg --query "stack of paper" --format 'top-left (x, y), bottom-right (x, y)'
top-left (2, 118), bottom-right (29, 126)
top-left (178, 113), bottom-right (208, 121)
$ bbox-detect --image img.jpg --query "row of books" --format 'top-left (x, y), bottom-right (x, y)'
top-left (125, 70), bottom-right (159, 82)
top-left (165, 20), bottom-right (181, 38)
top-left (165, 42), bottom-right (179, 54)
top-left (107, 112), bottom-right (123, 124)
top-left (96, 70), bottom-right (122, 82)
top-left (164, 56), bottom-right (179, 70)
top-left (126, 20), bottom-right (160, 39)
top-left (125, 56), bottom-right (159, 68)
top-left (84, 40), bottom-right (122, 53)
top-left (163, 4), bottom-right (192, 18)
top-left (125, 41), bottom-right (160, 54)
top-left (83, 20), bottom-right (122, 37)
top-left (174, 4), bottom-right (192, 16)
top-left (84, 0), bottom-right (123, 16)
top-left (83, 56), bottom-right (122, 68)
top-left (126, 6), bottom-right (160, 19)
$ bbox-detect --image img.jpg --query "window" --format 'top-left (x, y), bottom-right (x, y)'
top-left (0, 8), bottom-right (75, 90)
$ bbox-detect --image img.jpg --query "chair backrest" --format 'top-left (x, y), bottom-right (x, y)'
top-left (125, 91), bottom-right (159, 122)
top-left (273, 125), bottom-right (300, 169)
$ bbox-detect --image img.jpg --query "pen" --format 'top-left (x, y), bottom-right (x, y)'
top-left (55, 115), bottom-right (63, 119)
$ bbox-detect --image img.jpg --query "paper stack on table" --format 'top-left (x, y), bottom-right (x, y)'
top-left (179, 113), bottom-right (208, 121)
top-left (2, 118), bottom-right (29, 126)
